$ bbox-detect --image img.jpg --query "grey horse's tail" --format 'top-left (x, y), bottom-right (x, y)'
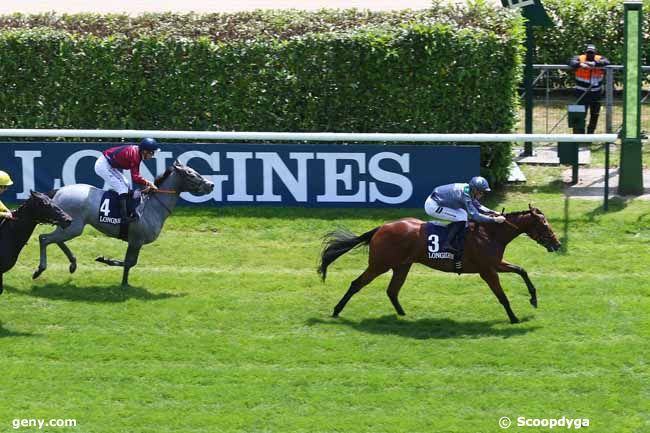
top-left (318, 227), bottom-right (379, 281)
top-left (46, 189), bottom-right (59, 199)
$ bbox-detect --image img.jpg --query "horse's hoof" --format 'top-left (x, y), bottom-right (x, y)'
top-left (69, 262), bottom-right (77, 274)
top-left (32, 268), bottom-right (44, 280)
top-left (332, 311), bottom-right (339, 318)
top-left (530, 298), bottom-right (538, 308)
top-left (510, 317), bottom-right (520, 324)
top-left (0, 287), bottom-right (3, 295)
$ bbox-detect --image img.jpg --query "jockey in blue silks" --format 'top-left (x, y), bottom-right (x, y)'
top-left (424, 176), bottom-right (505, 253)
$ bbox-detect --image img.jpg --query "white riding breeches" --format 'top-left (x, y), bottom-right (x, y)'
top-left (94, 156), bottom-right (131, 195)
top-left (424, 196), bottom-right (468, 223)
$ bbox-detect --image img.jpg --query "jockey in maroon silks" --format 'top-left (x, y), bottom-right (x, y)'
top-left (94, 138), bottom-right (159, 223)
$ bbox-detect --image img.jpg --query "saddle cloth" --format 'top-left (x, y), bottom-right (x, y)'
top-left (424, 221), bottom-right (466, 261)
top-left (97, 190), bottom-right (140, 226)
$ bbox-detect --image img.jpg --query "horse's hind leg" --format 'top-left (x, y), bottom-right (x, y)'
top-left (33, 222), bottom-right (84, 280)
top-left (0, 273), bottom-right (3, 295)
top-left (386, 264), bottom-right (412, 316)
top-left (121, 242), bottom-right (142, 287)
top-left (333, 266), bottom-right (386, 317)
top-left (57, 242), bottom-right (77, 274)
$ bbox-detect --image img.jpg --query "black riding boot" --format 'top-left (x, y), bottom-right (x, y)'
top-left (119, 193), bottom-right (135, 224)
top-left (442, 222), bottom-right (463, 254)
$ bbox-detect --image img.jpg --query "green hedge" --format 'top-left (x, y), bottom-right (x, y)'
top-left (0, 3), bottom-right (523, 184)
top-left (534, 0), bottom-right (625, 66)
top-left (534, 0), bottom-right (650, 67)
top-left (0, 4), bottom-right (517, 42)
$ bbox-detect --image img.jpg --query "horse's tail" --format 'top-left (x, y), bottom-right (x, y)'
top-left (318, 227), bottom-right (379, 281)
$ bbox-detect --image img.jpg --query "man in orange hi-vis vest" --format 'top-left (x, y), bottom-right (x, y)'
top-left (569, 43), bottom-right (610, 134)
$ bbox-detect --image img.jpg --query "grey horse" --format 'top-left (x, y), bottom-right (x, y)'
top-left (33, 161), bottom-right (215, 286)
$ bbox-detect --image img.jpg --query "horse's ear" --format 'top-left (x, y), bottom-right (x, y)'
top-left (528, 203), bottom-right (541, 215)
top-left (173, 160), bottom-right (182, 168)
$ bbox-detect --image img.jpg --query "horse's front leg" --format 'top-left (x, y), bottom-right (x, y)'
top-left (33, 234), bottom-right (51, 279)
top-left (479, 268), bottom-right (519, 324)
top-left (496, 261), bottom-right (537, 308)
top-left (121, 242), bottom-right (143, 287)
top-left (0, 273), bottom-right (3, 295)
top-left (34, 223), bottom-right (84, 280)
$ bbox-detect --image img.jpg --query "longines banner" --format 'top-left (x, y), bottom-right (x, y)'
top-left (0, 142), bottom-right (480, 208)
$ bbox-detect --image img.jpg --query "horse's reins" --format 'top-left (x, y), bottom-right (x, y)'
top-left (500, 209), bottom-right (520, 231)
top-left (147, 189), bottom-right (177, 215)
top-left (503, 219), bottom-right (519, 231)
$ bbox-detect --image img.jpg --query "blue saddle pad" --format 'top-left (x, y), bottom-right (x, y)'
top-left (97, 191), bottom-right (138, 226)
top-left (424, 221), bottom-right (466, 260)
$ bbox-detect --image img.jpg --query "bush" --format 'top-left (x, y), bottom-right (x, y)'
top-left (0, 2), bottom-right (523, 184)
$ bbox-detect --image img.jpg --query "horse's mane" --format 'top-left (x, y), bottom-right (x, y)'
top-left (155, 166), bottom-right (174, 187)
top-left (0, 198), bottom-right (30, 233)
top-left (505, 209), bottom-right (533, 217)
top-left (10, 198), bottom-right (30, 217)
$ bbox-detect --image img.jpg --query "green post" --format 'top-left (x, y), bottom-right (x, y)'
top-left (619, 0), bottom-right (644, 195)
top-left (523, 22), bottom-right (534, 156)
top-left (499, 0), bottom-right (552, 157)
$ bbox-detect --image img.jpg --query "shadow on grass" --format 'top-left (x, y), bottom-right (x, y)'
top-left (307, 314), bottom-right (538, 340)
top-left (0, 322), bottom-right (37, 338)
top-left (4, 282), bottom-right (184, 303)
top-left (584, 196), bottom-right (630, 221)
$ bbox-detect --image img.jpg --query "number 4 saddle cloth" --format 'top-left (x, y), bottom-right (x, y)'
top-left (97, 190), bottom-right (143, 226)
top-left (424, 221), bottom-right (466, 262)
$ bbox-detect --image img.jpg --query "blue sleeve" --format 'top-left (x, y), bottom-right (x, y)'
top-left (569, 55), bottom-right (581, 68)
top-left (464, 197), bottom-right (495, 223)
top-left (473, 199), bottom-right (496, 215)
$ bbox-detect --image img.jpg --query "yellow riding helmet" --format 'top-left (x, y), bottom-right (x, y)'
top-left (0, 170), bottom-right (13, 186)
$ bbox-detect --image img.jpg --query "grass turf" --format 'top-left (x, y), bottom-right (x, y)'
top-left (0, 166), bottom-right (648, 433)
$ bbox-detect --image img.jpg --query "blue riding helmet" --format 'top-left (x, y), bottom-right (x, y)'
top-left (469, 176), bottom-right (491, 193)
top-left (139, 137), bottom-right (159, 151)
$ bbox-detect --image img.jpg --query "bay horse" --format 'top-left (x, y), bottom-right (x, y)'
top-left (0, 191), bottom-right (72, 294)
top-left (32, 161), bottom-right (214, 286)
top-left (318, 205), bottom-right (561, 324)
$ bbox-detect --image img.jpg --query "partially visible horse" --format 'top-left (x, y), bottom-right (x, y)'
top-left (318, 206), bottom-right (561, 324)
top-left (0, 191), bottom-right (72, 293)
top-left (33, 161), bottom-right (215, 286)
